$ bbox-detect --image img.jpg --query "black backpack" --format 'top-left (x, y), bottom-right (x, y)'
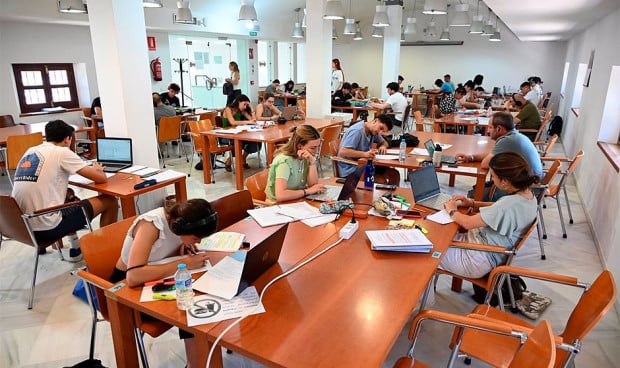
top-left (547, 115), bottom-right (563, 137)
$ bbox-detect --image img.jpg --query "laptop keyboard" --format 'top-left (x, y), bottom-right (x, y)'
top-left (418, 193), bottom-right (452, 211)
top-left (306, 185), bottom-right (341, 201)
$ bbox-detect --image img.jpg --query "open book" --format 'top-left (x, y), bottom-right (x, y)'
top-left (365, 229), bottom-right (433, 253)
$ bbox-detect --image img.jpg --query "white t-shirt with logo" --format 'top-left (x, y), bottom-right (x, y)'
top-left (387, 92), bottom-right (408, 122)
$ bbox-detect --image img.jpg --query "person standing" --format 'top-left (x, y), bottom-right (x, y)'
top-left (331, 58), bottom-right (344, 94)
top-left (160, 83), bottom-right (181, 107)
top-left (225, 61), bottom-right (241, 106)
top-left (398, 75), bottom-right (405, 92)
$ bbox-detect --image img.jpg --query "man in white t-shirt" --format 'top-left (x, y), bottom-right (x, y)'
top-left (11, 120), bottom-right (118, 261)
top-left (520, 81), bottom-right (540, 106)
top-left (370, 82), bottom-right (408, 133)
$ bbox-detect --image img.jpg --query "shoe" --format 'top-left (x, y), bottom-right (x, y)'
top-left (171, 141), bottom-right (179, 146)
top-left (225, 163), bottom-right (232, 172)
top-left (243, 163), bottom-right (251, 169)
top-left (38, 247), bottom-right (47, 255)
top-left (194, 160), bottom-right (203, 170)
top-left (67, 248), bottom-right (83, 262)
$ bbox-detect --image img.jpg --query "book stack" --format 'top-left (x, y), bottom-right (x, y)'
top-left (365, 229), bottom-right (433, 253)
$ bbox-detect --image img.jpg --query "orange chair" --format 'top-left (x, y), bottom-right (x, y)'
top-left (394, 310), bottom-right (556, 368)
top-left (450, 266), bottom-right (616, 368)
top-left (187, 119), bottom-right (233, 181)
top-left (328, 138), bottom-right (359, 178)
top-left (244, 169), bottom-right (271, 206)
top-left (157, 115), bottom-right (187, 168)
top-left (317, 124), bottom-right (343, 177)
top-left (5, 132), bottom-right (44, 187)
top-left (534, 133), bottom-right (558, 158)
top-left (413, 110), bottom-right (434, 132)
top-left (77, 217), bottom-right (172, 367)
top-left (210, 190), bottom-right (254, 230)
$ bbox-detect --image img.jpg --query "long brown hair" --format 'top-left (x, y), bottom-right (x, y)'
top-left (275, 125), bottom-right (320, 158)
top-left (229, 61), bottom-right (239, 73)
top-left (489, 152), bottom-right (539, 190)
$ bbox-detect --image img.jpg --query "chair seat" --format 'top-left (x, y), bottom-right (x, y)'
top-left (393, 357), bottom-right (431, 368)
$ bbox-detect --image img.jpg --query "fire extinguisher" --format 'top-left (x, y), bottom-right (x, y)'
top-left (150, 57), bottom-right (162, 81)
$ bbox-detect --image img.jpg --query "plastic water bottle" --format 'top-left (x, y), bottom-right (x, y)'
top-left (432, 144), bottom-right (443, 167)
top-left (487, 106), bottom-right (493, 117)
top-left (364, 159), bottom-right (375, 189)
top-left (399, 138), bottom-right (407, 163)
top-left (174, 263), bottom-right (194, 310)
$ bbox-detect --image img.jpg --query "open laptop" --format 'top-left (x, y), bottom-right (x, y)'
top-left (424, 139), bottom-right (457, 164)
top-left (305, 165), bottom-right (366, 202)
top-left (409, 165), bottom-right (452, 211)
top-left (96, 137), bottom-right (133, 172)
top-left (236, 223), bottom-right (288, 296)
top-left (281, 106), bottom-right (298, 120)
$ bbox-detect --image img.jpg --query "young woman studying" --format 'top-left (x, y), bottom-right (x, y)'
top-left (221, 94), bottom-right (260, 170)
top-left (256, 92), bottom-right (282, 121)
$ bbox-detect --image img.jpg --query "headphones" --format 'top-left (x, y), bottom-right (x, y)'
top-left (512, 94), bottom-right (523, 107)
top-left (171, 212), bottom-right (218, 235)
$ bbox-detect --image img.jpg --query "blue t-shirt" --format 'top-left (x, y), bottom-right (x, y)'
top-left (440, 83), bottom-right (455, 94)
top-left (492, 130), bottom-right (543, 178)
top-left (337, 122), bottom-right (384, 177)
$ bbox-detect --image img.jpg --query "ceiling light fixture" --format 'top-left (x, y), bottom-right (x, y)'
top-left (449, 3), bottom-right (470, 27)
top-left (372, 26), bottom-right (384, 38)
top-left (489, 16), bottom-right (501, 42)
top-left (301, 8), bottom-right (307, 28)
top-left (372, 4), bottom-right (390, 27)
top-left (439, 12), bottom-right (450, 40)
top-left (469, 1), bottom-right (483, 34)
top-left (324, 0), bottom-right (345, 20)
top-left (343, 0), bottom-right (356, 35)
top-left (57, 0), bottom-right (87, 14)
top-left (292, 8), bottom-right (304, 38)
top-left (404, 0), bottom-right (417, 35)
top-left (143, 0), bottom-right (163, 8)
top-left (426, 16), bottom-right (438, 38)
top-left (239, 0), bottom-right (258, 24)
top-left (332, 24), bottom-right (339, 40)
top-left (353, 21), bottom-right (364, 40)
top-left (482, 9), bottom-right (495, 36)
top-left (423, 0), bottom-right (447, 15)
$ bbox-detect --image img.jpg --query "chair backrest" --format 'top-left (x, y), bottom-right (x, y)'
top-left (245, 169), bottom-right (269, 204)
top-left (402, 103), bottom-right (412, 124)
top-left (188, 119), bottom-right (213, 154)
top-left (508, 320), bottom-right (555, 368)
top-left (319, 125), bottom-right (343, 157)
top-left (329, 138), bottom-right (343, 177)
top-left (214, 115), bottom-right (224, 128)
top-left (210, 190), bottom-right (254, 230)
top-left (297, 98), bottom-right (307, 114)
top-left (536, 160), bottom-right (562, 201)
top-left (510, 218), bottom-right (538, 257)
top-left (533, 115), bottom-right (552, 142)
top-left (7, 132), bottom-right (43, 169)
top-left (79, 216), bottom-right (136, 320)
top-left (157, 115), bottom-right (183, 143)
top-left (564, 149), bottom-right (584, 177)
top-left (0, 195), bottom-right (34, 246)
top-left (540, 134), bottom-right (558, 156)
top-left (558, 270), bottom-right (616, 367)
top-left (0, 114), bottom-right (16, 128)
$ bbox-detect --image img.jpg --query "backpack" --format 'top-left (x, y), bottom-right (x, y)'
top-left (472, 275), bottom-right (527, 307)
top-left (547, 115), bottom-right (563, 137)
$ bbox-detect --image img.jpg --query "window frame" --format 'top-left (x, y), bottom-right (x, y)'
top-left (12, 63), bottom-right (79, 113)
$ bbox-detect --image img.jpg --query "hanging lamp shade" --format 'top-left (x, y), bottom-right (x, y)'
top-left (439, 28), bottom-right (450, 40)
top-left (292, 23), bottom-right (304, 38)
top-left (404, 17), bottom-right (417, 34)
top-left (482, 18), bottom-right (495, 36)
top-left (301, 8), bottom-right (307, 28)
top-left (371, 26), bottom-right (384, 38)
top-left (343, 18), bottom-right (356, 35)
top-left (450, 3), bottom-right (470, 27)
top-left (324, 0), bottom-right (345, 20)
top-left (58, 0), bottom-right (87, 13)
top-left (372, 5), bottom-right (390, 27)
top-left (427, 21), bottom-right (438, 38)
top-left (422, 0), bottom-right (447, 15)
top-left (489, 27), bottom-right (501, 42)
top-left (332, 24), bottom-right (339, 39)
top-left (238, 0), bottom-right (258, 22)
top-left (469, 15), bottom-right (484, 34)
top-left (353, 23), bottom-right (363, 40)
top-left (143, 0), bottom-right (163, 7)
top-left (176, 8), bottom-right (195, 23)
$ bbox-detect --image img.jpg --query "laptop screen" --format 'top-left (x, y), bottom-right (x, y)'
top-left (424, 139), bottom-right (436, 157)
top-left (338, 164), bottom-right (366, 201)
top-left (409, 166), bottom-right (441, 202)
top-left (97, 137), bottom-right (133, 163)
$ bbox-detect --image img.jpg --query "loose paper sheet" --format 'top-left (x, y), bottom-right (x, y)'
top-left (186, 286), bottom-right (265, 326)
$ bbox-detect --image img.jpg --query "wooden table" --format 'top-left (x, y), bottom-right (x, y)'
top-left (102, 185), bottom-right (458, 367)
top-left (201, 118), bottom-right (344, 190)
top-left (404, 92), bottom-right (439, 113)
top-left (0, 122), bottom-right (97, 156)
top-left (434, 112), bottom-right (490, 135)
top-left (372, 131), bottom-right (494, 201)
top-left (69, 172), bottom-right (187, 219)
top-left (331, 104), bottom-right (382, 121)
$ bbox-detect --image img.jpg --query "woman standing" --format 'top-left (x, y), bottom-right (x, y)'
top-left (331, 58), bottom-right (344, 94)
top-left (225, 61), bottom-right (241, 106)
top-left (265, 125), bottom-right (325, 203)
top-left (221, 94), bottom-right (260, 170)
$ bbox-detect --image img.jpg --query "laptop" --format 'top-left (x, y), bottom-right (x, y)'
top-left (424, 139), bottom-right (457, 164)
top-left (408, 165), bottom-right (452, 211)
top-left (236, 223), bottom-right (288, 296)
top-left (305, 165), bottom-right (366, 202)
top-left (96, 137), bottom-right (133, 172)
top-left (281, 106), bottom-right (298, 120)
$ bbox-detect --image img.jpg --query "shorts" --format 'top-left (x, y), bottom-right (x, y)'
top-left (33, 199), bottom-right (94, 244)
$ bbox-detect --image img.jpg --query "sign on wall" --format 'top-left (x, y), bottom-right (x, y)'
top-left (147, 36), bottom-right (157, 51)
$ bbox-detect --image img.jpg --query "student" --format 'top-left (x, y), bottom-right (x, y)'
top-left (221, 94), bottom-right (260, 171)
top-left (337, 114), bottom-right (393, 177)
top-left (11, 120), bottom-right (118, 261)
top-left (264, 79), bottom-right (281, 95)
top-left (432, 78), bottom-right (454, 94)
top-left (444, 74), bottom-right (455, 90)
top-left (332, 82), bottom-right (353, 106)
top-left (283, 80), bottom-right (295, 94)
top-left (506, 93), bottom-right (541, 139)
top-left (265, 125), bottom-right (325, 202)
top-left (225, 61), bottom-right (241, 106)
top-left (160, 83), bottom-right (181, 107)
top-left (351, 82), bottom-right (366, 99)
top-left (397, 75), bottom-right (405, 92)
top-left (110, 198), bottom-right (215, 368)
top-left (153, 93), bottom-right (176, 126)
top-left (331, 58), bottom-right (344, 94)
top-left (256, 92), bottom-right (282, 121)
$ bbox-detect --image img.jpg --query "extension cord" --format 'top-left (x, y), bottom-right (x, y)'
top-left (339, 220), bottom-right (359, 239)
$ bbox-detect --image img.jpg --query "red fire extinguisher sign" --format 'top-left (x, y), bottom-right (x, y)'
top-left (249, 48), bottom-right (254, 59)
top-left (147, 36), bottom-right (157, 51)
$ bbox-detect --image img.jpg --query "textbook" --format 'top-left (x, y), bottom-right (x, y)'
top-left (365, 229), bottom-right (433, 253)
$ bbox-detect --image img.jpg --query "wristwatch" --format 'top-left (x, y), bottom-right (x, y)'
top-left (449, 209), bottom-right (457, 217)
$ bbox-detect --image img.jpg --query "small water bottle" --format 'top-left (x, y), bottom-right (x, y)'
top-left (487, 106), bottom-right (493, 117)
top-left (364, 159), bottom-right (375, 189)
top-left (174, 263), bottom-right (194, 310)
top-left (399, 138), bottom-right (407, 162)
top-left (432, 144), bottom-right (443, 167)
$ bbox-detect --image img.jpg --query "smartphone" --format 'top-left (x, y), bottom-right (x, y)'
top-left (396, 210), bottom-right (422, 218)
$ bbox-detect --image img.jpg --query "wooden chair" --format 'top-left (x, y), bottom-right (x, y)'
top-left (0, 195), bottom-right (91, 309)
top-left (400, 103), bottom-right (413, 133)
top-left (413, 110), bottom-right (434, 132)
top-left (210, 190), bottom-right (254, 230)
top-left (522, 109), bottom-right (552, 143)
top-left (451, 266), bottom-right (616, 368)
top-left (5, 132), bottom-right (44, 187)
top-left (540, 150), bottom-right (584, 238)
top-left (394, 310), bottom-right (555, 368)
top-left (419, 219), bottom-right (539, 313)
top-left (157, 115), bottom-right (187, 168)
top-left (328, 138), bottom-right (359, 177)
top-left (317, 124), bottom-right (343, 177)
top-left (534, 133), bottom-right (558, 158)
top-left (77, 217), bottom-right (172, 367)
top-left (0, 114), bottom-right (16, 128)
top-left (296, 98), bottom-right (307, 114)
top-left (187, 119), bottom-right (233, 181)
top-left (244, 169), bottom-right (271, 206)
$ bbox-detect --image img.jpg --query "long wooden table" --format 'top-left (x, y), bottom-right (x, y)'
top-left (331, 104), bottom-right (382, 121)
top-left (0, 122), bottom-right (97, 155)
top-left (102, 185), bottom-right (457, 367)
top-left (201, 118), bottom-right (344, 189)
top-left (434, 112), bottom-right (491, 135)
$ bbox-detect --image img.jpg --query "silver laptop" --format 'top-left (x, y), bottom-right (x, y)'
top-left (281, 106), bottom-right (298, 120)
top-left (409, 165), bottom-right (452, 211)
top-left (424, 139), bottom-right (457, 164)
top-left (306, 165), bottom-right (365, 202)
top-left (96, 137), bottom-right (133, 172)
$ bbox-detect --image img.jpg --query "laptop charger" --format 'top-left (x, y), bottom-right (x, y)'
top-left (340, 220), bottom-right (359, 240)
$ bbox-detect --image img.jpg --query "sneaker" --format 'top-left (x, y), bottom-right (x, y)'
top-left (38, 247), bottom-right (47, 255)
top-left (67, 248), bottom-right (83, 262)
top-left (194, 160), bottom-right (203, 170)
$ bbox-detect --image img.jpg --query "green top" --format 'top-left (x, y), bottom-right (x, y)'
top-left (222, 111), bottom-right (243, 128)
top-left (515, 101), bottom-right (541, 130)
top-left (265, 154), bottom-right (310, 202)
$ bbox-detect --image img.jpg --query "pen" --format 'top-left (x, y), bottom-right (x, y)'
top-left (184, 245), bottom-right (197, 255)
top-left (415, 224), bottom-right (429, 234)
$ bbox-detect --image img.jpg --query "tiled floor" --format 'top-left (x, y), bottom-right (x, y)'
top-left (1, 141), bottom-right (618, 368)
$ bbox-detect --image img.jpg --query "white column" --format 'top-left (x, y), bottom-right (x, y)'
top-left (305, 0), bottom-right (332, 118)
top-left (87, 0), bottom-right (159, 168)
top-left (380, 5), bottom-right (403, 100)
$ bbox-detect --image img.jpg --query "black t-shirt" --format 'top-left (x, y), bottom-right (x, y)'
top-left (332, 89), bottom-right (352, 106)
top-left (160, 92), bottom-right (180, 107)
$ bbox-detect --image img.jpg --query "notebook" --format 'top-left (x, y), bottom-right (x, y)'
top-left (408, 165), bottom-right (452, 211)
top-left (96, 137), bottom-right (133, 172)
top-left (424, 139), bottom-right (457, 164)
top-left (281, 106), bottom-right (298, 120)
top-left (305, 165), bottom-right (366, 202)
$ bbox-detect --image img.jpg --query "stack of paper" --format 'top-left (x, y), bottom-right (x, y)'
top-left (198, 232), bottom-right (246, 252)
top-left (248, 202), bottom-right (327, 227)
top-left (366, 229), bottom-right (433, 253)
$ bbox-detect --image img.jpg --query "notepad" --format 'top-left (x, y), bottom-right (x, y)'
top-left (366, 229), bottom-right (433, 253)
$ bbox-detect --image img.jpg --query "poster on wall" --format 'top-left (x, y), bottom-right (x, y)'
top-left (583, 50), bottom-right (594, 87)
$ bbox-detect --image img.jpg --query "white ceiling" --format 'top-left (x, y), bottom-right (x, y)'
top-left (1, 0), bottom-right (619, 42)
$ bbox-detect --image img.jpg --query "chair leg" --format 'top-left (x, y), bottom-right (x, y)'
top-left (536, 220), bottom-right (546, 260)
top-left (135, 328), bottom-right (150, 368)
top-left (84, 282), bottom-right (99, 360)
top-left (562, 185), bottom-right (574, 224)
top-left (556, 195), bottom-right (567, 238)
top-left (538, 206), bottom-right (548, 240)
top-left (28, 246), bottom-right (41, 309)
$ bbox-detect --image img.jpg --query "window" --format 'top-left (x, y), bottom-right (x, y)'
top-left (12, 63), bottom-right (79, 113)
